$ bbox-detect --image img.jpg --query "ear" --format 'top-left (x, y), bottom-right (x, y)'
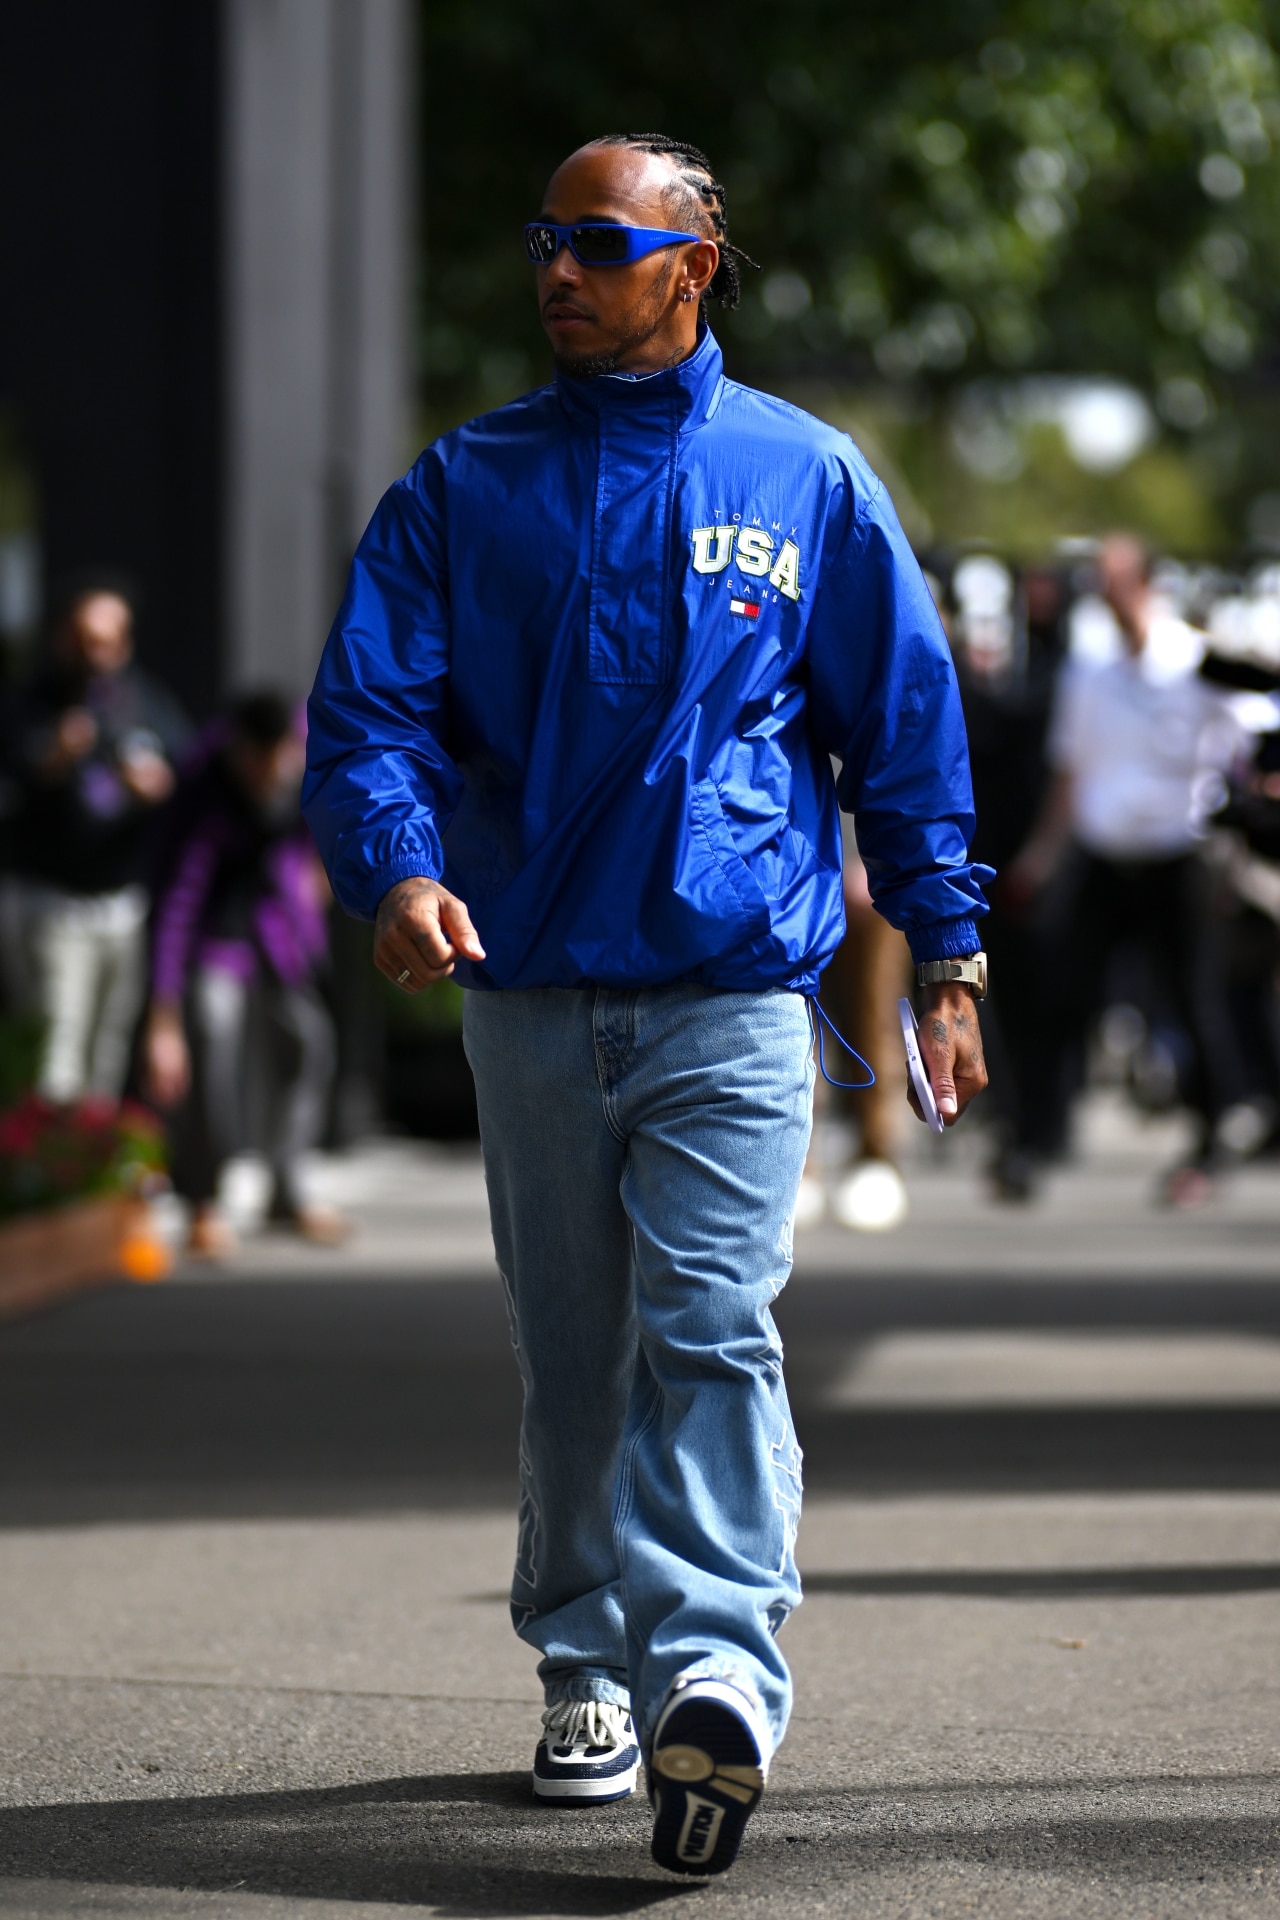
top-left (679, 239), bottom-right (719, 304)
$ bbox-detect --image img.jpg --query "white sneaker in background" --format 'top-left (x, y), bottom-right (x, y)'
top-left (793, 1176), bottom-right (827, 1229)
top-left (832, 1159), bottom-right (909, 1233)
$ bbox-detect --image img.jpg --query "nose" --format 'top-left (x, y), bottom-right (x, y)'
top-left (543, 241), bottom-right (582, 290)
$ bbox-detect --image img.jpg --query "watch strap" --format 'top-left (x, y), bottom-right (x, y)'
top-left (915, 952), bottom-right (987, 999)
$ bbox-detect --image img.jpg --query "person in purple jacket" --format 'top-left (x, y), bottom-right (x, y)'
top-left (142, 692), bottom-right (345, 1256)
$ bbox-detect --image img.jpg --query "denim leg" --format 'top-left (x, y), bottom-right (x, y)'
top-left (463, 988), bottom-right (634, 1707)
top-left (174, 967), bottom-right (250, 1205)
top-left (266, 981), bottom-right (337, 1215)
top-left (602, 985), bottom-right (814, 1763)
top-left (86, 904), bottom-right (147, 1100)
top-left (31, 896), bottom-right (101, 1103)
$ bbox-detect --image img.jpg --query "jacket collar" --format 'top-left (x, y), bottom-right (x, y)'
top-left (554, 323), bottom-right (724, 433)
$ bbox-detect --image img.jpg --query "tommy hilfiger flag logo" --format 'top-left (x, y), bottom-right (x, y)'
top-left (730, 598), bottom-right (761, 618)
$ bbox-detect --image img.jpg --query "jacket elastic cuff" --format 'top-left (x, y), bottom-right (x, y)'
top-left (368, 855), bottom-right (443, 914)
top-left (907, 917), bottom-right (981, 965)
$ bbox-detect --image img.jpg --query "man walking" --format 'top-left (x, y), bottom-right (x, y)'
top-left (13, 583), bottom-right (189, 1102)
top-left (305, 134), bottom-right (989, 1876)
top-left (1008, 533), bottom-right (1245, 1204)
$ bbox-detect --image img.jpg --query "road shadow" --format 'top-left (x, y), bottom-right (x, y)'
top-left (0, 1278), bottom-right (521, 1527)
top-left (779, 1272), bottom-right (1280, 1337)
top-left (800, 1562), bottom-right (1280, 1597)
top-left (1, 1273), bottom-right (1279, 1525)
top-left (0, 1773), bottom-right (682, 1916)
top-left (0, 1772), bottom-right (1275, 1911)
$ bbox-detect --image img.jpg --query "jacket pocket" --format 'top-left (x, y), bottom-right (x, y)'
top-left (687, 774), bottom-right (771, 939)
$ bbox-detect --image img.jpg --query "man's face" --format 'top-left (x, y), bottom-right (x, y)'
top-left (229, 734), bottom-right (305, 810)
top-left (1023, 569), bottom-right (1061, 627)
top-left (1098, 538), bottom-right (1150, 649)
top-left (535, 145), bottom-right (714, 377)
top-left (66, 592), bottom-right (133, 676)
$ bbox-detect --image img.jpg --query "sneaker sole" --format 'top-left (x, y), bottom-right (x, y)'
top-left (532, 1764), bottom-right (639, 1804)
top-left (649, 1684), bottom-right (765, 1875)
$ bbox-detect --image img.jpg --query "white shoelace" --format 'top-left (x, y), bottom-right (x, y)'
top-left (542, 1700), bottom-right (631, 1751)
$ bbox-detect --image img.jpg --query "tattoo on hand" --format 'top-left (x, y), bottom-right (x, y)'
top-left (378, 876), bottom-right (436, 927)
top-left (930, 1018), bottom-right (949, 1045)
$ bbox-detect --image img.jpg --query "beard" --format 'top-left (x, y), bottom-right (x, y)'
top-left (552, 343), bottom-right (627, 380)
top-left (548, 261), bottom-right (675, 378)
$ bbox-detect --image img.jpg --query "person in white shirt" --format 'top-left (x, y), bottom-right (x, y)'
top-left (1007, 534), bottom-right (1245, 1205)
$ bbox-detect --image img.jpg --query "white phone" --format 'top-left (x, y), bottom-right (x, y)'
top-left (899, 997), bottom-right (945, 1134)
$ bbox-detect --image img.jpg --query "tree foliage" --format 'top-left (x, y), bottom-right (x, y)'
top-left (421, 0), bottom-right (1280, 438)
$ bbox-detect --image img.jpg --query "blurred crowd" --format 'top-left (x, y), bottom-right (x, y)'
top-left (0, 581), bottom-right (344, 1255)
top-left (3, 541), bottom-right (1280, 1252)
top-left (807, 531), bottom-right (1280, 1228)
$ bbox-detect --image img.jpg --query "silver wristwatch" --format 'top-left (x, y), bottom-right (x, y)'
top-left (915, 952), bottom-right (988, 999)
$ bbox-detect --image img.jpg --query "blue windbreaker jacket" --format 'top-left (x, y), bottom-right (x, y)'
top-left (304, 327), bottom-right (990, 994)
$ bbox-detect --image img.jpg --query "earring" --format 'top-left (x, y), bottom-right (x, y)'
top-left (681, 290), bottom-right (694, 304)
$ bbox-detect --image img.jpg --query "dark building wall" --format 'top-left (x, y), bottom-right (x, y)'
top-left (221, 0), bottom-right (415, 698)
top-left (0, 4), bottom-right (223, 715)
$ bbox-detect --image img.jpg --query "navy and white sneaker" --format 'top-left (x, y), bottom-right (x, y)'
top-left (649, 1679), bottom-right (767, 1875)
top-left (532, 1700), bottom-right (640, 1804)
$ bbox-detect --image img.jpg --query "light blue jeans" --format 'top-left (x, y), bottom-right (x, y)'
top-left (462, 983), bottom-right (814, 1763)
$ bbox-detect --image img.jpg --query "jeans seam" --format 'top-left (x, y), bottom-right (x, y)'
top-left (593, 984), bottom-right (630, 1146)
top-left (611, 1373), bottom-right (662, 1636)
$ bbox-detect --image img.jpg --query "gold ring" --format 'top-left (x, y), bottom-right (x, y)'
top-left (396, 967), bottom-right (411, 986)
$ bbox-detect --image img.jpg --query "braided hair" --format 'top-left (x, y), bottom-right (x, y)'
top-left (591, 133), bottom-right (755, 310)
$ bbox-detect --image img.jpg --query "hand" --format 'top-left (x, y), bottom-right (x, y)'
top-left (119, 749), bottom-right (175, 803)
top-left (911, 982), bottom-right (987, 1127)
top-left (842, 856), bottom-right (874, 915)
top-left (305, 848), bottom-right (333, 911)
top-left (374, 876), bottom-right (486, 991)
top-left (57, 708), bottom-right (97, 759)
top-left (40, 708), bottom-right (97, 777)
top-left (1000, 769), bottom-right (1073, 912)
top-left (1000, 839), bottom-right (1057, 913)
top-left (144, 1002), bottom-right (190, 1107)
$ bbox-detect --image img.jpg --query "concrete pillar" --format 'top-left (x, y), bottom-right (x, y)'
top-left (222, 0), bottom-right (413, 696)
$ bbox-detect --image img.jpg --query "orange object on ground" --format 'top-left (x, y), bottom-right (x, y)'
top-left (0, 1196), bottom-right (170, 1322)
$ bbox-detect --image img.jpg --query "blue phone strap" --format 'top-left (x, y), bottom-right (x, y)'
top-left (806, 996), bottom-right (876, 1090)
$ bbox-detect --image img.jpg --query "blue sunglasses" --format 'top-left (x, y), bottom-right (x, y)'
top-left (524, 220), bottom-right (702, 267)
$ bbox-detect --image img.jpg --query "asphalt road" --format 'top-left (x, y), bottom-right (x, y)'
top-left (1, 1119), bottom-right (1278, 1917)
